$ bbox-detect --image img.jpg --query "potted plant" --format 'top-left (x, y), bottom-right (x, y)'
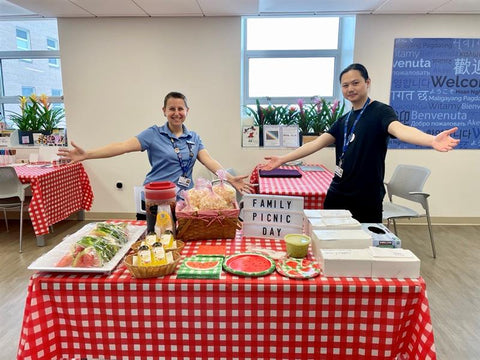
top-left (301, 97), bottom-right (345, 144)
top-left (37, 94), bottom-right (65, 132)
top-left (310, 97), bottom-right (345, 135)
top-left (8, 94), bottom-right (65, 144)
top-left (296, 98), bottom-right (313, 138)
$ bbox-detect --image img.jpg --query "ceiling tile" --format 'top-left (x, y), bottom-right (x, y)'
top-left (199, 0), bottom-right (258, 16)
top-left (135, 0), bottom-right (203, 16)
top-left (71, 0), bottom-right (147, 17)
top-left (258, 0), bottom-right (385, 14)
top-left (7, 0), bottom-right (93, 17)
top-left (373, 0), bottom-right (451, 14)
top-left (0, 0), bottom-right (34, 16)
top-left (434, 0), bottom-right (480, 13)
top-left (4, 0), bottom-right (480, 17)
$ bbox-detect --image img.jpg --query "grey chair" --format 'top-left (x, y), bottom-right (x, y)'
top-left (382, 164), bottom-right (436, 258)
top-left (0, 166), bottom-right (31, 252)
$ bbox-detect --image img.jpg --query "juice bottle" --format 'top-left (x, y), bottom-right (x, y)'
top-left (155, 207), bottom-right (174, 237)
top-left (152, 240), bottom-right (167, 266)
top-left (137, 241), bottom-right (153, 266)
top-left (145, 232), bottom-right (157, 247)
top-left (160, 230), bottom-right (175, 250)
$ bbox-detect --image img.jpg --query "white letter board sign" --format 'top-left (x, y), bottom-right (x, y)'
top-left (241, 194), bottom-right (304, 239)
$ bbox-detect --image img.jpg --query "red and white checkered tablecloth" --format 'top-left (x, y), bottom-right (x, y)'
top-left (14, 163), bottom-right (94, 236)
top-left (253, 164), bottom-right (334, 209)
top-left (17, 223), bottom-right (435, 360)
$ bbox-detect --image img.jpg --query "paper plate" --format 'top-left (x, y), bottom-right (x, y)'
top-left (223, 253), bottom-right (275, 277)
top-left (276, 257), bottom-right (321, 279)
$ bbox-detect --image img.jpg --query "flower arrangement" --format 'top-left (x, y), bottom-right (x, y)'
top-left (8, 94), bottom-right (65, 132)
top-left (244, 97), bottom-right (345, 136)
top-left (308, 97), bottom-right (345, 135)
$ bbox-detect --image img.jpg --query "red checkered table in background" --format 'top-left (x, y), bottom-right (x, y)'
top-left (14, 162), bottom-right (94, 245)
top-left (251, 164), bottom-right (334, 209)
top-left (17, 222), bottom-right (436, 360)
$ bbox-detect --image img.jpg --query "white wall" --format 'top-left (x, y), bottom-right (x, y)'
top-left (58, 15), bottom-right (479, 222)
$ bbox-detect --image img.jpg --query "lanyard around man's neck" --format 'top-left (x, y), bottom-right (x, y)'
top-left (340, 97), bottom-right (370, 159)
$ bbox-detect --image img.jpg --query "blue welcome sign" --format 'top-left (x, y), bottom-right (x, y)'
top-left (389, 38), bottom-right (480, 149)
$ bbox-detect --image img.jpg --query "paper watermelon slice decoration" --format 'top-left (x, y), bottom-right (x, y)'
top-left (185, 260), bottom-right (220, 270)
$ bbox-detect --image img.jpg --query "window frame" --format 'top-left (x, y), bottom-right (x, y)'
top-left (47, 37), bottom-right (60, 67)
top-left (242, 15), bottom-right (355, 107)
top-left (15, 27), bottom-right (30, 50)
top-left (0, 50), bottom-right (63, 124)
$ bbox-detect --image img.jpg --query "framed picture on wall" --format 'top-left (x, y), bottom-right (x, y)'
top-left (281, 125), bottom-right (300, 148)
top-left (242, 125), bottom-right (260, 147)
top-left (263, 125), bottom-right (281, 147)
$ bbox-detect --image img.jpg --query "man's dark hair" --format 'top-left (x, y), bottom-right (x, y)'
top-left (339, 63), bottom-right (369, 82)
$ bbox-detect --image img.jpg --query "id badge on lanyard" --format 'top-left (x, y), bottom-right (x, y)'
top-left (171, 138), bottom-right (194, 188)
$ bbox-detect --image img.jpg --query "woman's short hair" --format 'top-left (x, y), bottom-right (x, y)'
top-left (164, 91), bottom-right (189, 108)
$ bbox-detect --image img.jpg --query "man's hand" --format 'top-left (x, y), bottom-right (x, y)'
top-left (432, 127), bottom-right (460, 152)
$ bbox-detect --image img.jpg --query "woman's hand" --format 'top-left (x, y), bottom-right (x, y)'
top-left (57, 141), bottom-right (87, 163)
top-left (228, 174), bottom-right (255, 194)
top-left (432, 127), bottom-right (460, 152)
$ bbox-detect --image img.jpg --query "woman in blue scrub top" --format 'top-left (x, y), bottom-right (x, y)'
top-left (58, 91), bottom-right (254, 211)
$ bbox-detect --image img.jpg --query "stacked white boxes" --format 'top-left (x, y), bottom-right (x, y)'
top-left (304, 209), bottom-right (420, 278)
top-left (318, 247), bottom-right (420, 278)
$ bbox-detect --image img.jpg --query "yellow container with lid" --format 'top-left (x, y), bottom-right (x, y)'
top-left (284, 234), bottom-right (311, 258)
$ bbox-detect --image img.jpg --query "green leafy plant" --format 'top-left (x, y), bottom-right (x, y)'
top-left (309, 97), bottom-right (345, 135)
top-left (8, 94), bottom-right (65, 132)
top-left (244, 97), bottom-right (345, 135)
top-left (296, 98), bottom-right (312, 134)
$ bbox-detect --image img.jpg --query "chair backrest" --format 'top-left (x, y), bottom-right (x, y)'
top-left (0, 166), bottom-right (25, 201)
top-left (134, 186), bottom-right (146, 214)
top-left (386, 164), bottom-right (431, 209)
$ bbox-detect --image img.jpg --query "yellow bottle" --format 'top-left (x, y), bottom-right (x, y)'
top-left (160, 231), bottom-right (175, 250)
top-left (155, 208), bottom-right (173, 236)
top-left (152, 240), bottom-right (167, 266)
top-left (145, 232), bottom-right (157, 247)
top-left (137, 241), bottom-right (153, 266)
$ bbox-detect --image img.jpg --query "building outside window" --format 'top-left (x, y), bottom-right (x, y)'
top-left (47, 37), bottom-right (59, 67)
top-left (0, 19), bottom-right (64, 129)
top-left (16, 27), bottom-right (30, 50)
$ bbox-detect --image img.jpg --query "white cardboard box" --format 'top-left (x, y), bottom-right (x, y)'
top-left (311, 229), bottom-right (372, 258)
top-left (319, 249), bottom-right (372, 277)
top-left (369, 247), bottom-right (421, 278)
top-left (318, 247), bottom-right (421, 278)
top-left (303, 209), bottom-right (352, 218)
top-left (307, 217), bottom-right (362, 235)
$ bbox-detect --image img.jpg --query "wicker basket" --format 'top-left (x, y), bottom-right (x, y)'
top-left (124, 251), bottom-right (181, 278)
top-left (175, 204), bottom-right (240, 241)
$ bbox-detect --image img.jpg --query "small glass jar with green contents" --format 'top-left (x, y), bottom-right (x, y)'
top-left (284, 234), bottom-right (311, 258)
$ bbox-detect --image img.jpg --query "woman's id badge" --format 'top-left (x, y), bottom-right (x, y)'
top-left (178, 176), bottom-right (191, 187)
